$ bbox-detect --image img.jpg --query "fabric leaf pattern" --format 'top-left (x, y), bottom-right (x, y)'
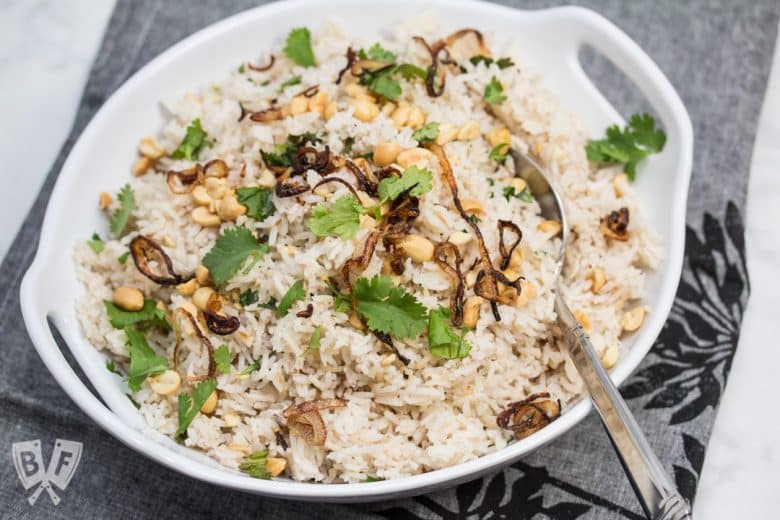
top-left (376, 202), bottom-right (748, 519)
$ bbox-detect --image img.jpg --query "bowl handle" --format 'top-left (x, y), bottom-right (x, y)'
top-left (20, 263), bottom-right (147, 437)
top-left (559, 6), bottom-right (694, 159)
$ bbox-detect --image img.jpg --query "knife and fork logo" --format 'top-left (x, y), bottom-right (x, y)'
top-left (12, 439), bottom-right (82, 506)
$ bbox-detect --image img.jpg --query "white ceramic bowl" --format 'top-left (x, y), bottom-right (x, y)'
top-left (20, 0), bottom-right (692, 502)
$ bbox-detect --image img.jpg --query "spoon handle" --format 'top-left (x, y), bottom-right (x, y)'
top-left (556, 292), bottom-right (692, 520)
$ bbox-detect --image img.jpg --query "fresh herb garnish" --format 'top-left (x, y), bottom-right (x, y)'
top-left (488, 143), bottom-right (510, 164)
top-left (176, 379), bottom-right (217, 440)
top-left (202, 226), bottom-right (270, 287)
top-left (239, 289), bottom-right (259, 307)
top-left (236, 187), bottom-right (276, 221)
top-left (214, 345), bottom-right (231, 374)
top-left (377, 166), bottom-right (433, 201)
top-left (358, 63), bottom-right (425, 102)
top-left (359, 43), bottom-right (396, 63)
top-left (411, 122), bottom-right (440, 143)
top-left (126, 394), bottom-right (141, 409)
top-left (308, 194), bottom-right (367, 240)
top-left (277, 280), bottom-right (306, 318)
top-left (427, 307), bottom-right (472, 359)
top-left (125, 327), bottom-right (167, 393)
top-left (278, 75), bottom-right (302, 92)
top-left (258, 297), bottom-right (278, 310)
top-left (238, 358), bottom-right (262, 376)
top-left (283, 28), bottom-right (316, 67)
top-left (364, 476), bottom-right (382, 482)
top-left (109, 184), bottom-right (135, 239)
top-left (88, 232), bottom-right (105, 253)
top-left (585, 113), bottom-right (666, 181)
top-left (171, 118), bottom-right (212, 161)
top-left (325, 279), bottom-right (352, 313)
top-left (118, 251), bottom-right (130, 264)
top-left (353, 275), bottom-right (428, 340)
top-left (483, 76), bottom-right (507, 105)
top-left (469, 55), bottom-right (514, 69)
top-left (503, 184), bottom-right (535, 203)
top-left (303, 326), bottom-right (322, 355)
top-left (261, 133), bottom-right (321, 168)
top-left (238, 63), bottom-right (245, 73)
top-left (395, 63), bottom-right (427, 81)
top-left (104, 299), bottom-right (169, 330)
top-left (106, 359), bottom-right (120, 375)
top-left (343, 136), bottom-right (356, 155)
top-left (468, 214), bottom-right (482, 224)
top-left (363, 70), bottom-right (402, 101)
top-left (239, 449), bottom-right (270, 479)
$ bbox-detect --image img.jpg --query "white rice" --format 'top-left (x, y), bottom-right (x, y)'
top-left (74, 18), bottom-right (660, 483)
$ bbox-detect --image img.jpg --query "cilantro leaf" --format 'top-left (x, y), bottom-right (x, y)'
top-left (343, 136), bottom-right (355, 155)
top-left (176, 379), bottom-right (217, 440)
top-left (106, 359), bottom-right (120, 375)
top-left (258, 297), bottom-right (278, 310)
top-left (629, 113), bottom-right (666, 153)
top-left (325, 279), bottom-right (352, 313)
top-left (239, 289), bottom-right (259, 307)
top-left (366, 71), bottom-right (401, 101)
top-left (303, 326), bottom-right (322, 355)
top-left (238, 358), bottom-right (262, 376)
top-left (277, 280), bottom-right (306, 318)
top-left (125, 327), bottom-right (167, 393)
top-left (353, 275), bottom-right (428, 339)
top-left (483, 76), bottom-right (506, 105)
top-left (518, 186), bottom-right (534, 202)
top-left (214, 345), bottom-right (231, 374)
top-left (239, 449), bottom-right (270, 479)
top-left (377, 166), bottom-right (433, 201)
top-left (395, 63), bottom-right (427, 80)
top-left (202, 227), bottom-right (270, 287)
top-left (238, 63), bottom-right (245, 73)
top-left (88, 232), bottom-right (105, 253)
top-left (585, 113), bottom-right (665, 181)
top-left (118, 251), bottom-right (130, 264)
top-left (427, 307), bottom-right (472, 359)
top-left (278, 75), bottom-right (302, 92)
top-left (488, 143), bottom-right (509, 163)
top-left (411, 122), bottom-right (440, 143)
top-left (469, 55), bottom-right (514, 69)
top-left (104, 299), bottom-right (169, 330)
top-left (109, 184), bottom-right (135, 239)
top-left (171, 119), bottom-right (212, 161)
top-left (283, 28), bottom-right (316, 67)
top-left (261, 133), bottom-right (321, 168)
top-left (360, 43), bottom-right (396, 63)
top-left (236, 187), bottom-right (276, 221)
top-left (308, 194), bottom-right (367, 240)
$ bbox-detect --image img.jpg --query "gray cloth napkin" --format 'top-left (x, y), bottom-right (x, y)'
top-left (0, 1), bottom-right (775, 518)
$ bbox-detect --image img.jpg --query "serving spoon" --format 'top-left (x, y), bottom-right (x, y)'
top-left (511, 150), bottom-right (692, 520)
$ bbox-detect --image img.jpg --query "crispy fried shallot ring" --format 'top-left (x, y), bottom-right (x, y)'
top-left (129, 236), bottom-right (194, 286)
top-left (247, 55), bottom-right (275, 72)
top-left (282, 399), bottom-right (347, 446)
top-left (496, 392), bottom-right (561, 440)
top-left (172, 308), bottom-right (216, 383)
top-left (433, 242), bottom-right (465, 327)
top-left (166, 165), bottom-right (203, 194)
top-left (497, 220), bottom-right (523, 270)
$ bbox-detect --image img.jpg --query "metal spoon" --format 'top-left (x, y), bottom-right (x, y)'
top-left (511, 150), bottom-right (692, 520)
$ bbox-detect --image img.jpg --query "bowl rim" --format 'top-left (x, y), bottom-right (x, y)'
top-left (19, 0), bottom-right (693, 501)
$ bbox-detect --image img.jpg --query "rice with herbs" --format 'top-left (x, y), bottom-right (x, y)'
top-left (74, 17), bottom-right (660, 483)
